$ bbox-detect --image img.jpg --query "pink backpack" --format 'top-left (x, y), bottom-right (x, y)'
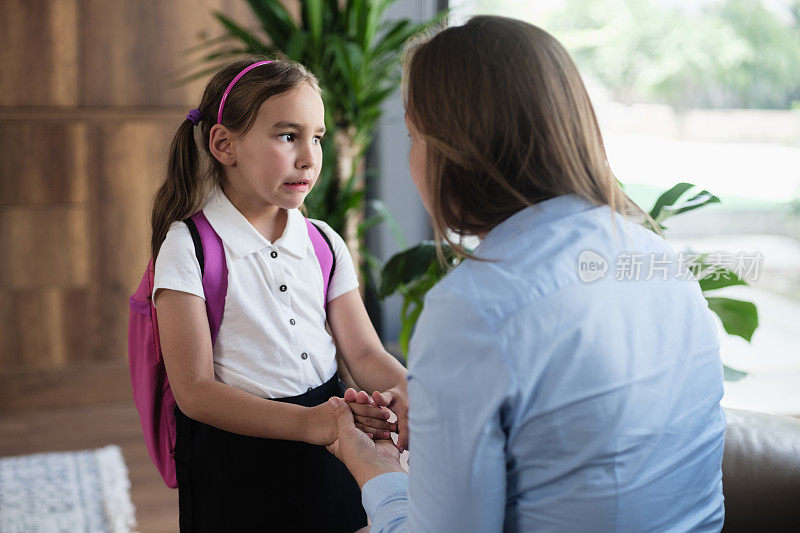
top-left (128, 210), bottom-right (335, 488)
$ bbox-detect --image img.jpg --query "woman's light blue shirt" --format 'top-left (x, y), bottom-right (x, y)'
top-left (362, 194), bottom-right (725, 532)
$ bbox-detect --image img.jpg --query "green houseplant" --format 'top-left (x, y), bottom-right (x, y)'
top-left (183, 0), bottom-right (445, 274)
top-left (379, 183), bottom-right (758, 381)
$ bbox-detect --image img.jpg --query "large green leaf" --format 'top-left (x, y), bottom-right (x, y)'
top-left (706, 297), bottom-right (759, 342)
top-left (659, 190), bottom-right (720, 221)
top-left (698, 266), bottom-right (748, 292)
top-left (304, 0), bottom-right (324, 44)
top-left (399, 300), bottom-right (423, 359)
top-left (648, 182), bottom-right (694, 220)
top-left (284, 31), bottom-right (310, 61)
top-left (379, 242), bottom-right (437, 298)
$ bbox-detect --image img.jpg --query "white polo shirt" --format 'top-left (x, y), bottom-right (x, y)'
top-left (153, 187), bottom-right (359, 398)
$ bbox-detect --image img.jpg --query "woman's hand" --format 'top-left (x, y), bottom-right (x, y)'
top-left (326, 397), bottom-right (404, 489)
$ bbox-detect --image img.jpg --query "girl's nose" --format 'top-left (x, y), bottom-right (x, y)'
top-left (296, 142), bottom-right (317, 170)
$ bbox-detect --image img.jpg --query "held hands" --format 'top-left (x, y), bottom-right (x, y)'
top-left (326, 397), bottom-right (404, 489)
top-left (305, 398), bottom-right (390, 446)
top-left (344, 383), bottom-right (409, 452)
top-left (344, 388), bottom-right (397, 442)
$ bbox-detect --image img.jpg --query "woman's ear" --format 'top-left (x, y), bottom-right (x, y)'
top-left (209, 124), bottom-right (236, 166)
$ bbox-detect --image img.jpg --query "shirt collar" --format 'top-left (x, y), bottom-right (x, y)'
top-left (474, 194), bottom-right (599, 257)
top-left (202, 187), bottom-right (309, 259)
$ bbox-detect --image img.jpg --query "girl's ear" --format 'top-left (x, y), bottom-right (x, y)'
top-left (209, 124), bottom-right (236, 166)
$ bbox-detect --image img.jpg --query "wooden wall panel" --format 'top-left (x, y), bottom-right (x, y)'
top-left (0, 206), bottom-right (90, 289)
top-left (0, 0), bottom-right (79, 106)
top-left (0, 122), bottom-right (88, 205)
top-left (0, 0), bottom-right (301, 411)
top-left (91, 120), bottom-right (179, 362)
top-left (0, 360), bottom-right (132, 411)
top-left (81, 0), bottom-right (256, 107)
top-left (0, 288), bottom-right (93, 371)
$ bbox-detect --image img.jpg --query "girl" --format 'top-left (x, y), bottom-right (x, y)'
top-left (327, 16), bottom-right (726, 532)
top-left (151, 57), bottom-right (408, 532)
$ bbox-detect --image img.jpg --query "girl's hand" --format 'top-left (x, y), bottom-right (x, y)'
top-left (372, 383), bottom-right (409, 452)
top-left (304, 403), bottom-right (339, 446)
top-left (343, 388), bottom-right (397, 441)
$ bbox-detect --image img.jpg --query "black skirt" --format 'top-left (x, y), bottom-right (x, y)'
top-left (173, 373), bottom-right (367, 532)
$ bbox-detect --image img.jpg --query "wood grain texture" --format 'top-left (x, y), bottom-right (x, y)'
top-left (0, 206), bottom-right (90, 289)
top-left (90, 119), bottom-right (178, 364)
top-left (0, 360), bottom-right (131, 411)
top-left (80, 0), bottom-right (256, 107)
top-left (0, 0), bottom-right (301, 408)
top-left (0, 288), bottom-right (92, 371)
top-left (0, 0), bottom-right (79, 106)
top-left (0, 121), bottom-right (88, 205)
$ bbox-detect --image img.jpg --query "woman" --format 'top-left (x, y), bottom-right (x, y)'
top-left (328, 15), bottom-right (725, 532)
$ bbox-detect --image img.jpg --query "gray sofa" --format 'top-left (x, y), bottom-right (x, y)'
top-left (722, 408), bottom-right (800, 531)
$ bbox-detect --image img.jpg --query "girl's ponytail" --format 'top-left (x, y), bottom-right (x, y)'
top-left (150, 117), bottom-right (209, 260)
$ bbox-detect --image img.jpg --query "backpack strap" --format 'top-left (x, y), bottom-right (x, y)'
top-left (184, 211), bottom-right (227, 344)
top-left (306, 220), bottom-right (336, 309)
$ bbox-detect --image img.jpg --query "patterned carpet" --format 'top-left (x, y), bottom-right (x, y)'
top-left (0, 445), bottom-right (137, 532)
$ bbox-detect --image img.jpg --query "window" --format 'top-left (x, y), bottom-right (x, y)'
top-left (452, 0), bottom-right (800, 415)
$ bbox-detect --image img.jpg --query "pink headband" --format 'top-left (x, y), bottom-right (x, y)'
top-left (216, 60), bottom-right (276, 124)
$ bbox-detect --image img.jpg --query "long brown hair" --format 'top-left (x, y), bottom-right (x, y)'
top-left (402, 16), bottom-right (656, 258)
top-left (151, 56), bottom-right (320, 260)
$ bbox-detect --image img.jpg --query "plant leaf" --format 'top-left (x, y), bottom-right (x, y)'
top-left (379, 242), bottom-right (437, 298)
top-left (399, 300), bottom-right (423, 358)
top-left (244, 0), bottom-right (297, 46)
top-left (698, 266), bottom-right (748, 292)
top-left (284, 30), bottom-right (310, 61)
top-left (305, 0), bottom-right (324, 43)
top-left (706, 297), bottom-right (759, 342)
top-left (660, 190), bottom-right (721, 219)
top-left (649, 182), bottom-right (694, 220)
top-left (723, 364), bottom-right (748, 382)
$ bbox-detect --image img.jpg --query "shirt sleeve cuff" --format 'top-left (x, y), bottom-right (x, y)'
top-left (362, 471), bottom-right (409, 523)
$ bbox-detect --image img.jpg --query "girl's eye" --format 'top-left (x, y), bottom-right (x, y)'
top-left (278, 133), bottom-right (295, 142)
top-left (313, 136), bottom-right (323, 145)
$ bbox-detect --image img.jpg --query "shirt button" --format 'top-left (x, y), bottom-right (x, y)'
top-left (270, 251), bottom-right (278, 259)
top-left (301, 352), bottom-right (308, 360)
top-left (279, 284), bottom-right (287, 292)
top-left (289, 318), bottom-right (296, 325)
top-left (307, 387), bottom-right (313, 392)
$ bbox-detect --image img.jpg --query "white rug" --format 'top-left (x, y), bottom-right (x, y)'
top-left (0, 445), bottom-right (137, 533)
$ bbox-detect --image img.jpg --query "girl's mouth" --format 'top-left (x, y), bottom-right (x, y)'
top-left (283, 180), bottom-right (310, 192)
